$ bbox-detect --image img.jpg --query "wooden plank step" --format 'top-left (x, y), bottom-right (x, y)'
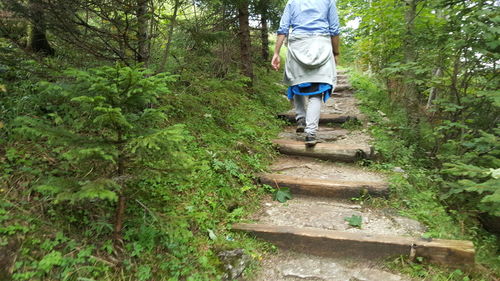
top-left (232, 223), bottom-right (475, 267)
top-left (259, 173), bottom-right (388, 198)
top-left (273, 139), bottom-right (373, 162)
top-left (335, 84), bottom-right (353, 92)
top-left (277, 113), bottom-right (358, 124)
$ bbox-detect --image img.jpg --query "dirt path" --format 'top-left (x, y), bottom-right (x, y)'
top-left (234, 71), bottom-right (474, 281)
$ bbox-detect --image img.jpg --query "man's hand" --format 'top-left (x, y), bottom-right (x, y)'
top-left (272, 34), bottom-right (286, 71)
top-left (271, 54), bottom-right (281, 71)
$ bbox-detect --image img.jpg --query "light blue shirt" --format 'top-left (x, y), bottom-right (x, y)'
top-left (277, 0), bottom-right (340, 36)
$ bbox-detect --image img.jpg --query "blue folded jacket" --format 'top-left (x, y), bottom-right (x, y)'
top-left (287, 83), bottom-right (332, 102)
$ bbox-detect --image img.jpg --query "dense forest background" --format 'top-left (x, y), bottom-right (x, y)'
top-left (0, 0), bottom-right (498, 280)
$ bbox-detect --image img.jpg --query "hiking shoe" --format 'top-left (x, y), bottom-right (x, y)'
top-left (296, 118), bottom-right (306, 133)
top-left (305, 133), bottom-right (317, 146)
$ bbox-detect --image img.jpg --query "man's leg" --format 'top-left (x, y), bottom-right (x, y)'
top-left (293, 95), bottom-right (307, 132)
top-left (305, 94), bottom-right (322, 136)
top-left (293, 94), bottom-right (306, 120)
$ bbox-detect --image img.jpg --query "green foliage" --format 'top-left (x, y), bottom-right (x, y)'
top-left (273, 188), bottom-right (292, 203)
top-left (0, 0), bottom-right (292, 277)
top-left (12, 65), bottom-right (192, 205)
top-left (387, 256), bottom-right (494, 281)
top-left (441, 130), bottom-right (500, 217)
top-left (1, 56), bottom-right (287, 280)
top-left (351, 70), bottom-right (500, 277)
top-left (344, 215), bottom-right (362, 228)
top-left (340, 118), bottom-right (363, 130)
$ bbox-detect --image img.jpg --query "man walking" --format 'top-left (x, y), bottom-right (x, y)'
top-left (272, 0), bottom-right (340, 146)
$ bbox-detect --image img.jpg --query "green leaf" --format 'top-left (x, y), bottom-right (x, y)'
top-left (136, 265), bottom-right (152, 281)
top-left (273, 188), bottom-right (292, 203)
top-left (344, 215), bottom-right (362, 228)
top-left (38, 251), bottom-right (63, 273)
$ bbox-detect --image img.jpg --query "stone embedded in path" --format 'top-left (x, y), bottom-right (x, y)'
top-left (273, 139), bottom-right (373, 162)
top-left (324, 96), bottom-right (362, 116)
top-left (279, 127), bottom-right (349, 142)
top-left (255, 251), bottom-right (409, 281)
top-left (232, 224), bottom-right (475, 267)
top-left (278, 128), bottom-right (374, 150)
top-left (269, 156), bottom-right (386, 183)
top-left (253, 196), bottom-right (425, 237)
top-left (260, 173), bottom-right (388, 198)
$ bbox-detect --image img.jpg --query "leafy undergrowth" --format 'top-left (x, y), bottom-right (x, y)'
top-left (349, 70), bottom-right (499, 281)
top-left (0, 49), bottom-right (289, 280)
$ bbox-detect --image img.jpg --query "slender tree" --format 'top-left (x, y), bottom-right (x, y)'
top-left (237, 0), bottom-right (254, 82)
top-left (136, 0), bottom-right (150, 64)
top-left (257, 0), bottom-right (270, 62)
top-left (402, 0), bottom-right (420, 116)
top-left (157, 0), bottom-right (182, 73)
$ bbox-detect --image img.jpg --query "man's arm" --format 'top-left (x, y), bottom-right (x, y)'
top-left (331, 35), bottom-right (340, 64)
top-left (329, 0), bottom-right (340, 65)
top-left (271, 34), bottom-right (286, 71)
top-left (272, 1), bottom-right (291, 71)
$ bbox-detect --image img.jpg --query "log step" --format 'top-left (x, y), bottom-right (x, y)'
top-left (273, 139), bottom-right (373, 162)
top-left (335, 84), bottom-right (353, 92)
top-left (232, 223), bottom-right (475, 267)
top-left (259, 173), bottom-right (388, 198)
top-left (278, 113), bottom-right (358, 124)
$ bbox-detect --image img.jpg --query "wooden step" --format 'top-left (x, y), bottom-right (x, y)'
top-left (278, 113), bottom-right (358, 124)
top-left (259, 173), bottom-right (388, 198)
top-left (232, 223), bottom-right (475, 267)
top-left (331, 92), bottom-right (354, 98)
top-left (273, 139), bottom-right (373, 162)
top-left (335, 84), bottom-right (353, 92)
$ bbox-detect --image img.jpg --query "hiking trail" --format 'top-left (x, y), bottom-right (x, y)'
top-left (233, 70), bottom-right (475, 281)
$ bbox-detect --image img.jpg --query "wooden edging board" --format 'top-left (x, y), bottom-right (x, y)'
top-left (232, 223), bottom-right (475, 267)
top-left (259, 173), bottom-right (388, 198)
top-left (335, 84), bottom-right (353, 92)
top-left (272, 139), bottom-right (373, 162)
top-left (277, 113), bottom-right (358, 125)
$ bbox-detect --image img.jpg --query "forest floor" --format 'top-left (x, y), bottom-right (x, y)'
top-left (235, 71), bottom-right (476, 281)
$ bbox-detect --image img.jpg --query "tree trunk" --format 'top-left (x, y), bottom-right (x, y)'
top-left (113, 143), bottom-right (126, 252)
top-left (260, 7), bottom-right (269, 62)
top-left (27, 0), bottom-right (54, 55)
top-left (426, 10), bottom-right (445, 111)
top-left (426, 67), bottom-right (442, 109)
top-left (157, 0), bottom-right (181, 73)
top-left (113, 193), bottom-right (126, 251)
top-left (238, 1), bottom-right (254, 83)
top-left (403, 0), bottom-right (418, 113)
top-left (403, 0), bottom-right (416, 65)
top-left (136, 0), bottom-right (149, 64)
